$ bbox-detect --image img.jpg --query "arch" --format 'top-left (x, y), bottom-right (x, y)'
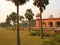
top-left (56, 22), bottom-right (60, 27)
top-left (42, 22), bottom-right (46, 28)
top-left (48, 22), bottom-right (53, 27)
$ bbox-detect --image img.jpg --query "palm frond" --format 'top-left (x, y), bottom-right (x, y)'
top-left (7, 0), bottom-right (29, 6)
top-left (44, 0), bottom-right (49, 5)
top-left (42, 4), bottom-right (46, 9)
top-left (33, 0), bottom-right (49, 13)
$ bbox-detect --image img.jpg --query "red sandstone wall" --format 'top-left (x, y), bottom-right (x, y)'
top-left (36, 18), bottom-right (60, 28)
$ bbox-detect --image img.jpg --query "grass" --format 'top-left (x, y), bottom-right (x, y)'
top-left (0, 28), bottom-right (16, 45)
top-left (0, 28), bottom-right (59, 45)
top-left (0, 28), bottom-right (42, 45)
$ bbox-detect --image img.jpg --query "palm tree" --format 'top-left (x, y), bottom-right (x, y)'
top-left (33, 0), bottom-right (49, 39)
top-left (7, 0), bottom-right (29, 45)
top-left (25, 9), bottom-right (34, 32)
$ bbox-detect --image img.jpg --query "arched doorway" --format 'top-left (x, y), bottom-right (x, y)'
top-left (42, 22), bottom-right (46, 28)
top-left (48, 22), bottom-right (53, 27)
top-left (56, 22), bottom-right (60, 27)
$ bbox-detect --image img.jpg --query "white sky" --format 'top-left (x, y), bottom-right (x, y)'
top-left (0, 0), bottom-right (60, 22)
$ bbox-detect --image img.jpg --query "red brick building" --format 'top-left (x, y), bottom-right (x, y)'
top-left (36, 13), bottom-right (60, 29)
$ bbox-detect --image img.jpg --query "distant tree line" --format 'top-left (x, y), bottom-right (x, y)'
top-left (0, 10), bottom-right (36, 27)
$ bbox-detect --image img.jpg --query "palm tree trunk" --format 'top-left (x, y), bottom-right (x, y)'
top-left (28, 20), bottom-right (30, 32)
top-left (13, 22), bottom-right (16, 30)
top-left (16, 2), bottom-right (21, 45)
top-left (40, 12), bottom-right (43, 39)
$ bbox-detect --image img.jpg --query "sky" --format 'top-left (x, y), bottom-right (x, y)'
top-left (0, 0), bottom-right (60, 22)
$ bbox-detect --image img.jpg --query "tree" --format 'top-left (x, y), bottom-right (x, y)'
top-left (21, 20), bottom-right (28, 27)
top-left (19, 16), bottom-right (24, 20)
top-left (0, 22), bottom-right (6, 27)
top-left (0, 22), bottom-right (10, 27)
top-left (33, 0), bottom-right (49, 39)
top-left (6, 12), bottom-right (24, 27)
top-left (25, 9), bottom-right (34, 32)
top-left (19, 16), bottom-right (24, 27)
top-left (30, 20), bottom-right (36, 27)
top-left (0, 15), bottom-right (11, 27)
top-left (7, 0), bottom-right (29, 45)
top-left (19, 20), bottom-right (28, 27)
top-left (9, 12), bottom-right (17, 27)
top-left (6, 15), bottom-right (11, 27)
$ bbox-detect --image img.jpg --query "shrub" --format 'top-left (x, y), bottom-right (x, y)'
top-left (41, 39), bottom-right (60, 45)
top-left (52, 35), bottom-right (60, 43)
top-left (41, 40), bottom-right (55, 45)
top-left (41, 36), bottom-right (60, 45)
top-left (50, 34), bottom-right (60, 45)
top-left (30, 30), bottom-right (50, 37)
top-left (35, 30), bottom-right (40, 36)
top-left (30, 31), bottom-right (36, 36)
top-left (43, 32), bottom-right (50, 37)
top-left (30, 30), bottom-right (40, 36)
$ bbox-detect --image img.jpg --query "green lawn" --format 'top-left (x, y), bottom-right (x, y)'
top-left (0, 28), bottom-right (42, 45)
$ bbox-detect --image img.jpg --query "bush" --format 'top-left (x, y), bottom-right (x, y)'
top-left (41, 39), bottom-right (60, 45)
top-left (41, 36), bottom-right (60, 45)
top-left (30, 30), bottom-right (50, 37)
top-left (43, 32), bottom-right (50, 37)
top-left (50, 34), bottom-right (60, 45)
top-left (35, 30), bottom-right (40, 36)
top-left (30, 31), bottom-right (36, 36)
top-left (41, 40), bottom-right (55, 45)
top-left (30, 30), bottom-right (40, 36)
top-left (52, 35), bottom-right (60, 43)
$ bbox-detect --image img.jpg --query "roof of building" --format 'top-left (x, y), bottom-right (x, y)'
top-left (42, 18), bottom-right (60, 20)
top-left (36, 13), bottom-right (60, 20)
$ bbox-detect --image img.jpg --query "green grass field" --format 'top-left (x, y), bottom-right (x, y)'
top-left (0, 28), bottom-right (43, 45)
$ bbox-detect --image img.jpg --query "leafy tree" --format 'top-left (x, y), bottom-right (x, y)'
top-left (25, 9), bottom-right (34, 32)
top-left (19, 16), bottom-right (24, 27)
top-left (7, 0), bottom-right (29, 45)
top-left (21, 20), bottom-right (28, 27)
top-left (6, 15), bottom-right (11, 27)
top-left (0, 15), bottom-right (12, 27)
top-left (33, 0), bottom-right (49, 39)
top-left (0, 22), bottom-right (6, 27)
top-left (6, 13), bottom-right (24, 27)
top-left (8, 12), bottom-right (17, 27)
top-left (19, 16), bottom-right (24, 20)
top-left (30, 20), bottom-right (36, 27)
top-left (0, 22), bottom-right (11, 27)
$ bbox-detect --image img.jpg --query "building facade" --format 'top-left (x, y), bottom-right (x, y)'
top-left (36, 13), bottom-right (60, 29)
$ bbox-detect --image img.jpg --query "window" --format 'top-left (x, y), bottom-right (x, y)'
top-left (56, 22), bottom-right (60, 27)
top-left (48, 22), bottom-right (53, 27)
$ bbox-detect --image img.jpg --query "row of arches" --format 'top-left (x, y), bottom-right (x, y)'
top-left (42, 22), bottom-right (60, 28)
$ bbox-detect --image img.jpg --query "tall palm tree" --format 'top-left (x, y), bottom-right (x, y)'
top-left (7, 0), bottom-right (29, 45)
top-left (33, 0), bottom-right (49, 39)
top-left (25, 9), bottom-right (34, 32)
